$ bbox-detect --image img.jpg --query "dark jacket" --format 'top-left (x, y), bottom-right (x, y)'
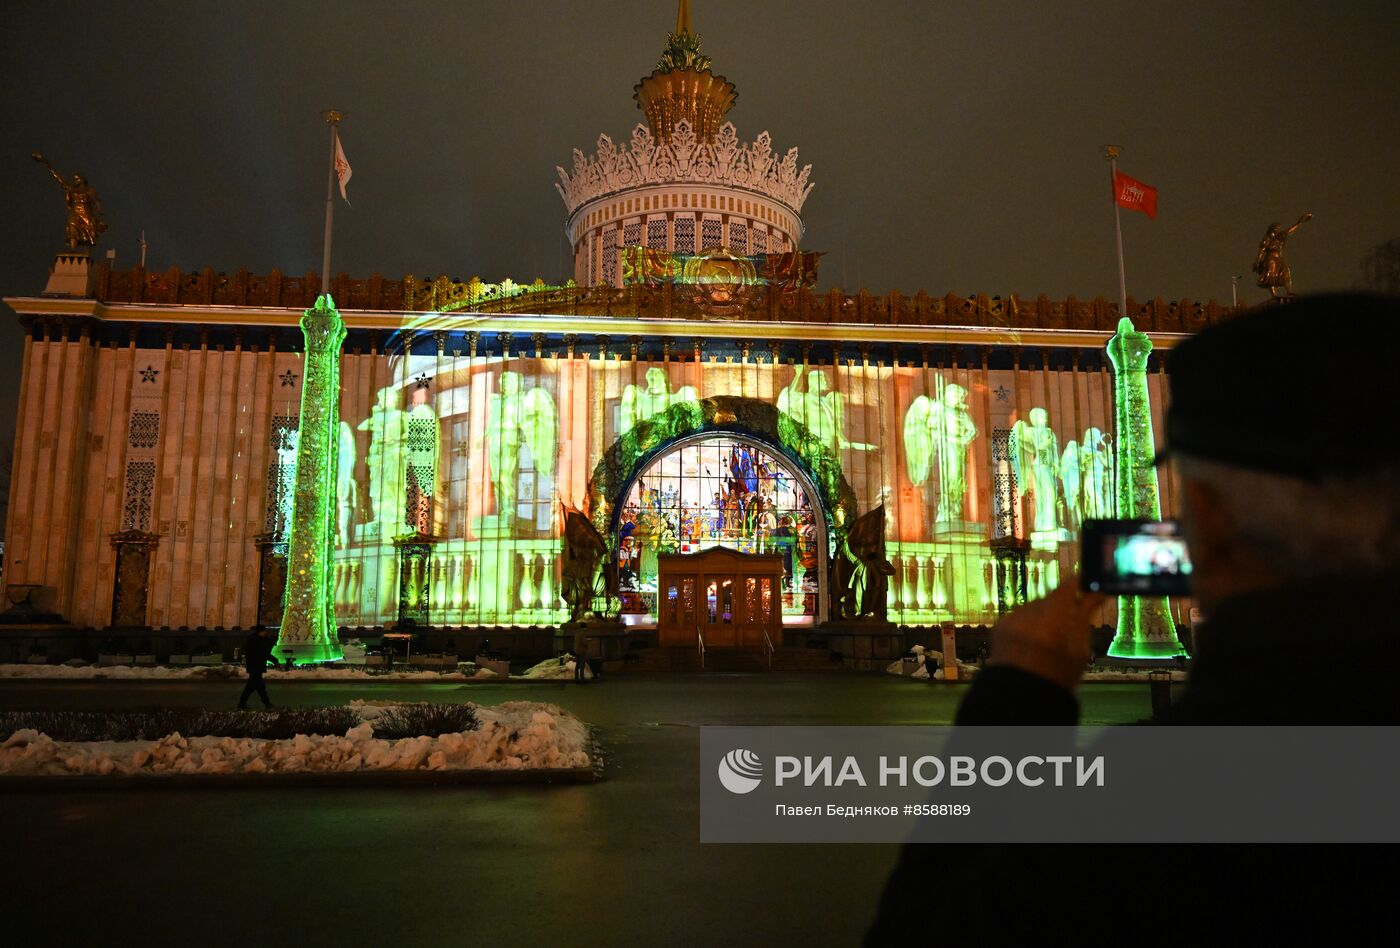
top-left (866, 573), bottom-right (1400, 944)
top-left (243, 631), bottom-right (279, 675)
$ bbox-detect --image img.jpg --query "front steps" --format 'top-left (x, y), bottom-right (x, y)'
top-left (624, 645), bottom-right (846, 673)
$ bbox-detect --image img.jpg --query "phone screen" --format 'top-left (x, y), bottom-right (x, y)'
top-left (1081, 519), bottom-right (1193, 595)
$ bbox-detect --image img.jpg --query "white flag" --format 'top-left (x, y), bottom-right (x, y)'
top-left (334, 132), bottom-right (352, 205)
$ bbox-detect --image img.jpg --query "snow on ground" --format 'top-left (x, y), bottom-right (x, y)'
top-left (0, 700), bottom-right (591, 777)
top-left (1082, 668), bottom-right (1187, 682)
top-left (881, 651), bottom-right (1188, 683)
top-left (0, 663), bottom-right (500, 681)
top-left (519, 655), bottom-right (592, 680)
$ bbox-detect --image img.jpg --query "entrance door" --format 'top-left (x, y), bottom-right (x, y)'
top-left (703, 574), bottom-right (738, 647)
top-left (657, 549), bottom-right (784, 650)
top-left (659, 575), bottom-right (698, 647)
top-left (737, 574), bottom-right (778, 648)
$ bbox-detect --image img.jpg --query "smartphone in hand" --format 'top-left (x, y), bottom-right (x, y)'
top-left (1081, 519), bottom-right (1193, 596)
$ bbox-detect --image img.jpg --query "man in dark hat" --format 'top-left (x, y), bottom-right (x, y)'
top-left (867, 294), bottom-right (1400, 943)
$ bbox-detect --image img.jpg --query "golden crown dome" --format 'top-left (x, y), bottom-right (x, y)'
top-left (632, 1), bottom-right (737, 144)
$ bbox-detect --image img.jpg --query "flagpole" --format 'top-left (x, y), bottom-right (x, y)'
top-left (320, 110), bottom-right (342, 297)
top-left (1105, 145), bottom-right (1128, 318)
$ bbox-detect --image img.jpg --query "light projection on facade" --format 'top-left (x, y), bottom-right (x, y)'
top-left (616, 436), bottom-right (821, 621)
top-left (1106, 316), bottom-right (1185, 659)
top-left (241, 333), bottom-right (1186, 645)
top-left (276, 294), bottom-right (346, 664)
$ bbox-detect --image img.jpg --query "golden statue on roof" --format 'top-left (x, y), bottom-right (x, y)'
top-left (33, 152), bottom-right (108, 250)
top-left (1253, 212), bottom-right (1312, 298)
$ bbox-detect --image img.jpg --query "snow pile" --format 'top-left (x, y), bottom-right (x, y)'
top-left (1083, 668), bottom-right (1188, 682)
top-left (0, 700), bottom-right (590, 777)
top-left (519, 655), bottom-right (592, 680)
top-left (0, 663), bottom-right (238, 680)
top-left (884, 645), bottom-right (978, 680)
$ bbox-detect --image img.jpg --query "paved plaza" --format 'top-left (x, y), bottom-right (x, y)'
top-left (0, 674), bottom-right (1154, 946)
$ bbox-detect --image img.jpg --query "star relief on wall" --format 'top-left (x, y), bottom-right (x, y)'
top-left (415, 374), bottom-right (432, 390)
top-left (994, 385), bottom-right (1010, 402)
top-left (279, 370), bottom-right (299, 387)
top-left (139, 365), bottom-right (159, 383)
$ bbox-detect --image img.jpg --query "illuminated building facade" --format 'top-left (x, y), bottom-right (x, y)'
top-left (2, 7), bottom-right (1231, 661)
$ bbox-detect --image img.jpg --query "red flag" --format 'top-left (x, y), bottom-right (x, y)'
top-left (1113, 170), bottom-right (1158, 219)
top-left (334, 133), bottom-right (352, 205)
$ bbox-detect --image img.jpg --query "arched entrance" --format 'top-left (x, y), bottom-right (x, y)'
top-left (614, 432), bottom-right (828, 628)
top-left (587, 396), bottom-right (860, 632)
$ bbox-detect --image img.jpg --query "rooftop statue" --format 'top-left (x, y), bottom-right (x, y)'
top-left (1253, 213), bottom-right (1312, 297)
top-left (33, 152), bottom-right (107, 250)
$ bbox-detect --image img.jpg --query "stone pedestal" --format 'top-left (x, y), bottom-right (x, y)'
top-left (815, 618), bottom-right (902, 671)
top-left (555, 619), bottom-right (628, 669)
top-left (42, 252), bottom-right (92, 297)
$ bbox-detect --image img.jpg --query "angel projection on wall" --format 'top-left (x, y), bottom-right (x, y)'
top-left (903, 381), bottom-right (979, 524)
top-left (486, 371), bottom-right (557, 523)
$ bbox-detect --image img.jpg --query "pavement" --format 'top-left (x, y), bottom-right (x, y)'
top-left (0, 673), bottom-right (1155, 947)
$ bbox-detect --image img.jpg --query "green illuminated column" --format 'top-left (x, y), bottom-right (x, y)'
top-left (1106, 317), bottom-right (1184, 659)
top-left (277, 294), bottom-right (346, 664)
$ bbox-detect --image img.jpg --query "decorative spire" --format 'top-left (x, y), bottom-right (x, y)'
top-left (634, 1), bottom-right (736, 143)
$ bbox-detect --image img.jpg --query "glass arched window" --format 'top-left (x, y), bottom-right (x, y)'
top-left (616, 437), bottom-right (821, 621)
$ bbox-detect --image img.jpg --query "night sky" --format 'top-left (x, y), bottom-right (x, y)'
top-left (2, 0), bottom-right (1397, 449)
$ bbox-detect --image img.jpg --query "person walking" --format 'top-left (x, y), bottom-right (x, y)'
top-left (238, 627), bottom-right (279, 709)
top-left (572, 628), bottom-right (591, 683)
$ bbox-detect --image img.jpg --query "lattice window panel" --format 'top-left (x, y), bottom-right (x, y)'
top-left (646, 218), bottom-right (668, 250)
top-left (991, 427), bottom-right (1019, 540)
top-left (753, 229), bottom-right (769, 254)
top-left (120, 459), bottom-right (156, 532)
top-left (263, 414), bottom-right (298, 538)
top-left (623, 221), bottom-right (642, 248)
top-left (701, 217), bottom-right (722, 250)
top-left (728, 221), bottom-right (748, 253)
top-left (588, 234), bottom-right (597, 283)
top-left (404, 416), bottom-right (437, 535)
top-left (405, 468), bottom-right (432, 536)
top-left (127, 410), bottom-right (160, 450)
top-left (601, 240), bottom-right (618, 287)
top-left (673, 216), bottom-right (696, 255)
